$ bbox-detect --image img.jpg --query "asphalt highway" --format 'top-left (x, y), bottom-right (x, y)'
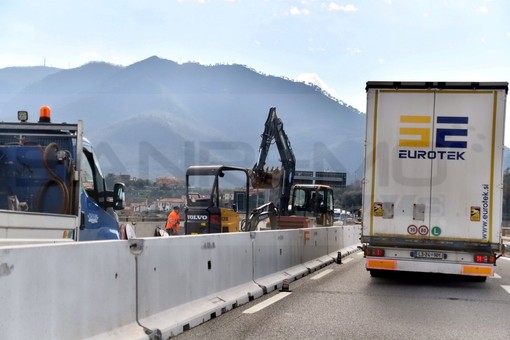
top-left (175, 251), bottom-right (510, 340)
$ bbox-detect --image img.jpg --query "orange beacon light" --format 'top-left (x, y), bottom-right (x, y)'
top-left (39, 106), bottom-right (51, 123)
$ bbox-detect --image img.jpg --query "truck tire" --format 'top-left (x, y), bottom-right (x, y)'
top-left (369, 269), bottom-right (384, 277)
top-left (465, 275), bottom-right (487, 282)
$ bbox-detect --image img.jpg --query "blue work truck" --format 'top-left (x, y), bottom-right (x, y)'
top-left (0, 106), bottom-right (127, 244)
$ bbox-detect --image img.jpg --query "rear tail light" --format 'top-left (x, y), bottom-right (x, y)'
top-left (210, 214), bottom-right (221, 224)
top-left (365, 247), bottom-right (385, 257)
top-left (474, 254), bottom-right (496, 264)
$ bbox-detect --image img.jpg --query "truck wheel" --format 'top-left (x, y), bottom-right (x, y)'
top-left (465, 275), bottom-right (487, 282)
top-left (369, 269), bottom-right (384, 277)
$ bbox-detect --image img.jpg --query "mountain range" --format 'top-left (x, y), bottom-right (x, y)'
top-left (0, 56), bottom-right (365, 182)
top-left (1, 56), bottom-right (508, 183)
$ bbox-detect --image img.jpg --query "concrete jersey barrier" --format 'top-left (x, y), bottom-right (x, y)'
top-left (0, 226), bottom-right (361, 339)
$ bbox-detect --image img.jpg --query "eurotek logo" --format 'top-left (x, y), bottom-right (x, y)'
top-left (398, 115), bottom-right (468, 160)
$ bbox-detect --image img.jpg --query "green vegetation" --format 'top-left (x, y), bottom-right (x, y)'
top-left (333, 181), bottom-right (362, 212)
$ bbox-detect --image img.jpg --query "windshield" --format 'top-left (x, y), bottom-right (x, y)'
top-left (186, 174), bottom-right (216, 208)
top-left (186, 169), bottom-right (248, 209)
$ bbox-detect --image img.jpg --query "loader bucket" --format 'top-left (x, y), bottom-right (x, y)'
top-left (251, 169), bottom-right (282, 189)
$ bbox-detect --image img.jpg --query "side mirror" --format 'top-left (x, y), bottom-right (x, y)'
top-left (113, 183), bottom-right (126, 210)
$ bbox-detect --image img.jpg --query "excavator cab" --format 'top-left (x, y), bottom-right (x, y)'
top-left (184, 165), bottom-right (250, 234)
top-left (289, 184), bottom-right (334, 226)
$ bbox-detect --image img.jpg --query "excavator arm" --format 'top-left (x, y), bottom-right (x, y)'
top-left (251, 107), bottom-right (296, 214)
top-left (240, 201), bottom-right (278, 231)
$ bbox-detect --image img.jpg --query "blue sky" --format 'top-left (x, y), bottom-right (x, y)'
top-left (1, 0), bottom-right (510, 143)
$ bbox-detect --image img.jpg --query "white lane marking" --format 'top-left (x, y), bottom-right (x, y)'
top-left (342, 258), bottom-right (353, 264)
top-left (243, 292), bottom-right (292, 314)
top-left (499, 256), bottom-right (510, 262)
top-left (493, 273), bottom-right (502, 279)
top-left (502, 286), bottom-right (510, 295)
top-left (311, 269), bottom-right (334, 280)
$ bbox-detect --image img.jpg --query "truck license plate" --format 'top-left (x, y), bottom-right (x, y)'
top-left (414, 251), bottom-right (444, 259)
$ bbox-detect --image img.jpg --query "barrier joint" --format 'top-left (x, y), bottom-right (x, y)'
top-left (146, 328), bottom-right (162, 340)
top-left (129, 239), bottom-right (144, 256)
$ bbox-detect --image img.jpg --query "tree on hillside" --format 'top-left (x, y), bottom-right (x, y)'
top-left (334, 181), bottom-right (362, 211)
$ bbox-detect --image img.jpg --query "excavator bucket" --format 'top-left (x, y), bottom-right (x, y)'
top-left (250, 168), bottom-right (282, 189)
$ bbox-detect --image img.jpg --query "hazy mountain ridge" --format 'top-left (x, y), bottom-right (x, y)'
top-left (3, 56), bottom-right (503, 182)
top-left (0, 66), bottom-right (61, 93)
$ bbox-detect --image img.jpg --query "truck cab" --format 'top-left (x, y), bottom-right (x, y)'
top-left (0, 107), bottom-right (125, 243)
top-left (78, 138), bottom-right (126, 240)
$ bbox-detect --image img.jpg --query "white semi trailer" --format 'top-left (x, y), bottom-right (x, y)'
top-left (362, 81), bottom-right (508, 281)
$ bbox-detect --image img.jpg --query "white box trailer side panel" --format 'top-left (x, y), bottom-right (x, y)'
top-left (363, 83), bottom-right (507, 246)
top-left (364, 90), bottom-right (435, 238)
top-left (431, 91), bottom-right (505, 242)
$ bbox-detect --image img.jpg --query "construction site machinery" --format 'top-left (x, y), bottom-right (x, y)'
top-left (184, 165), bottom-right (250, 234)
top-left (251, 107), bottom-right (296, 214)
top-left (240, 201), bottom-right (278, 232)
top-left (289, 184), bottom-right (334, 226)
top-left (251, 107), bottom-right (334, 227)
top-left (184, 107), bottom-right (335, 233)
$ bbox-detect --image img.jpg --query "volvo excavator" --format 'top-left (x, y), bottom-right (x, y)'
top-left (184, 107), bottom-right (334, 234)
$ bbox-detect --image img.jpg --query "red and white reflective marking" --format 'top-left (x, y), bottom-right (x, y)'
top-left (418, 225), bottom-right (429, 235)
top-left (407, 225), bottom-right (417, 235)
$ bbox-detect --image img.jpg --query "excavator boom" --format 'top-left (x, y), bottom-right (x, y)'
top-left (251, 107), bottom-right (296, 214)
